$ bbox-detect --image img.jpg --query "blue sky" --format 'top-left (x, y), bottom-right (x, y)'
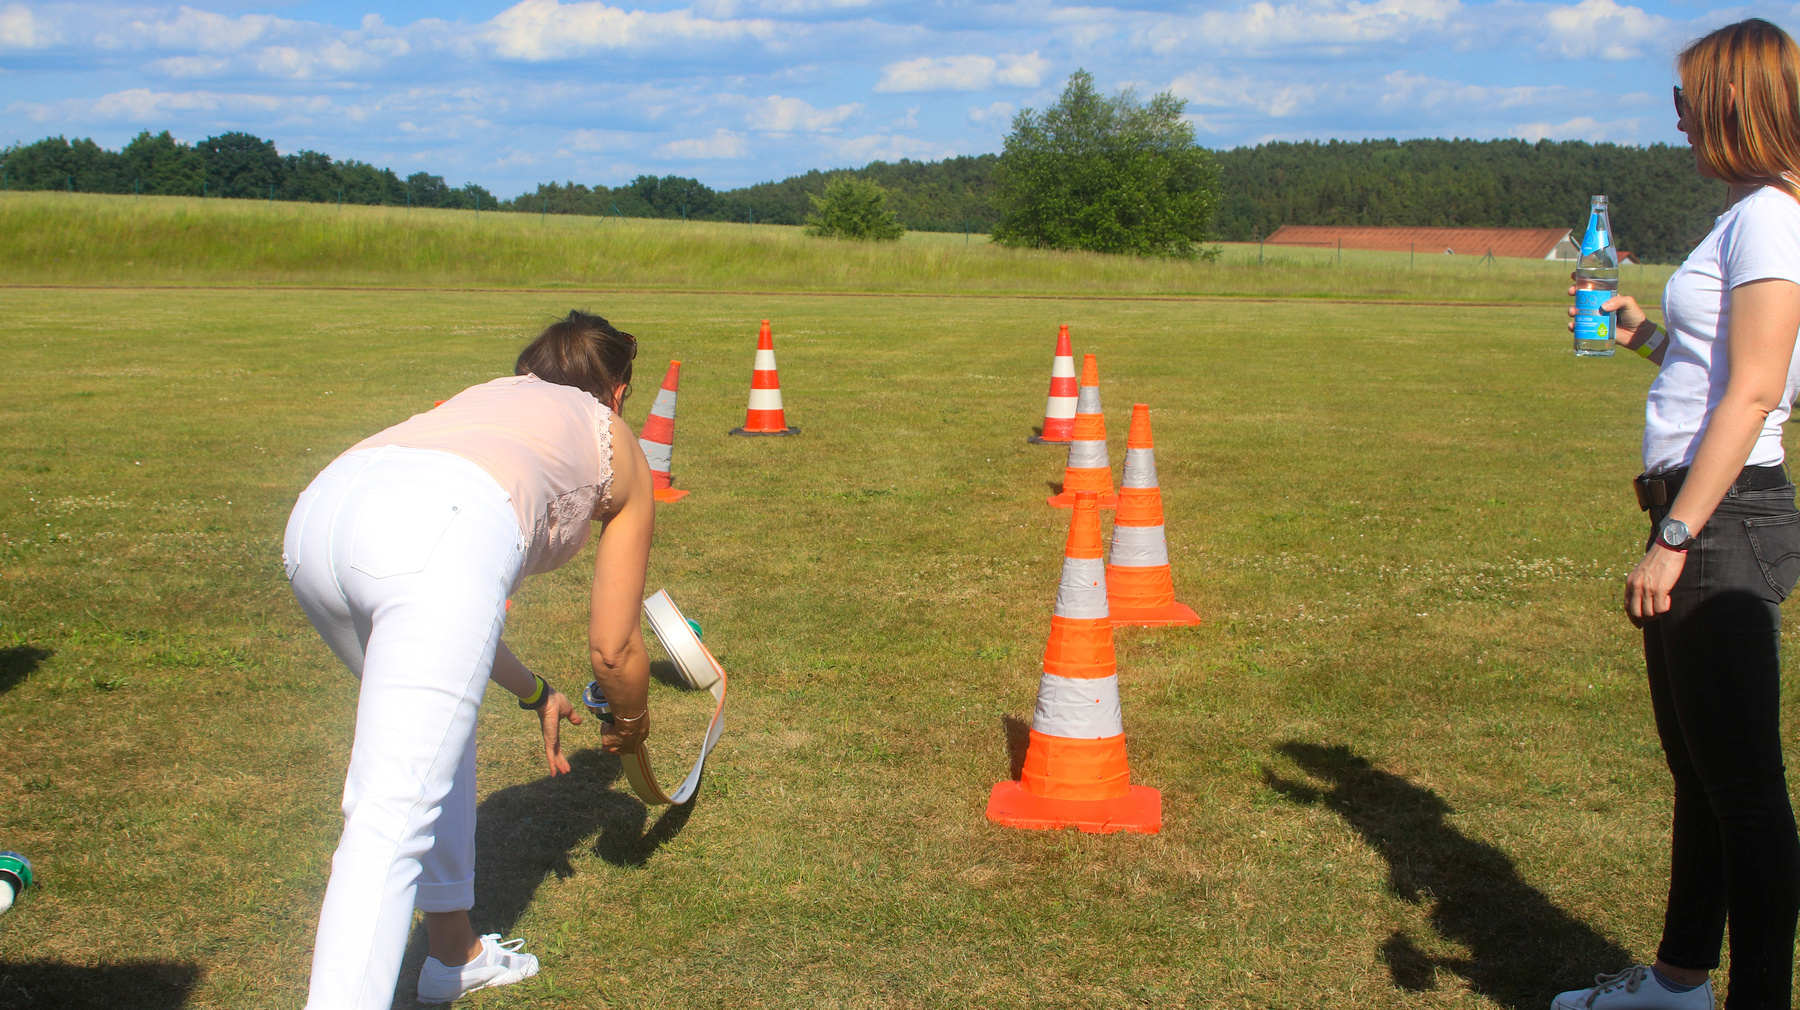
top-left (0, 0), bottom-right (1775, 196)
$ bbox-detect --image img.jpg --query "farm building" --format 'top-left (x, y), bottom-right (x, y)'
top-left (1263, 225), bottom-right (1580, 260)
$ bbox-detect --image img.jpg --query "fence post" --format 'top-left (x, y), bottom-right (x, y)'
top-left (134, 178), bottom-right (140, 201)
top-left (1411, 243), bottom-right (1415, 270)
top-left (66, 175), bottom-right (73, 193)
top-left (748, 207), bottom-right (753, 225)
top-left (406, 184), bottom-right (411, 212)
top-left (1257, 231), bottom-right (1263, 265)
top-left (269, 184), bottom-right (274, 206)
top-left (1336, 238), bottom-right (1341, 266)
top-left (542, 196), bottom-right (547, 224)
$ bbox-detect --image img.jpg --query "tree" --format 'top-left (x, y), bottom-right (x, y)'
top-left (121, 131), bottom-right (203, 195)
top-left (992, 70), bottom-right (1219, 258)
top-left (804, 176), bottom-right (904, 240)
top-left (200, 132), bottom-right (284, 198)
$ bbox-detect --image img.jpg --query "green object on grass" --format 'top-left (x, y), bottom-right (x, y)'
top-left (686, 618), bottom-right (703, 641)
top-left (0, 851), bottom-right (32, 893)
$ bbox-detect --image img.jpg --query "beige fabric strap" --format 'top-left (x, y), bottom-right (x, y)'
top-left (616, 590), bottom-right (727, 806)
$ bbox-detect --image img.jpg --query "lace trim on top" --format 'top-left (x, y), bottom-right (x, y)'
top-left (521, 399), bottom-right (615, 579)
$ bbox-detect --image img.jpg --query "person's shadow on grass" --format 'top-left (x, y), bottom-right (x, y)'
top-left (390, 747), bottom-right (696, 1005)
top-left (0, 959), bottom-right (200, 1009)
top-left (1265, 742), bottom-right (1633, 1009)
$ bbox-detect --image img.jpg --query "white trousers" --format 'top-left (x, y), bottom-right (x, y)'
top-left (285, 446), bottom-right (525, 1010)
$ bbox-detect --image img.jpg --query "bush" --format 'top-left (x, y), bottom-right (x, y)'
top-left (804, 176), bottom-right (905, 241)
top-left (992, 70), bottom-right (1219, 258)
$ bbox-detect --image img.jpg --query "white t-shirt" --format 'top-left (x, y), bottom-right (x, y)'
top-left (1645, 185), bottom-right (1800, 473)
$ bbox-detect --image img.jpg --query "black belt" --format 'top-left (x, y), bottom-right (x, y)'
top-left (1634, 464), bottom-right (1790, 511)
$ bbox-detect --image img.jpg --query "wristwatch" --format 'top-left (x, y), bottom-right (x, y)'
top-left (1657, 518), bottom-right (1692, 552)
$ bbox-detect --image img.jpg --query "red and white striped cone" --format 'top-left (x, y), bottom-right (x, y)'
top-left (1027, 324), bottom-right (1077, 444)
top-left (639, 360), bottom-right (688, 503)
top-left (986, 491), bottom-right (1161, 834)
top-left (729, 319), bottom-right (799, 436)
top-left (1047, 354), bottom-right (1118, 509)
top-left (1107, 405), bottom-right (1200, 626)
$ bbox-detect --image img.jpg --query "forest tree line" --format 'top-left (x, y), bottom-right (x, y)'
top-left (2, 130), bottom-right (1728, 262)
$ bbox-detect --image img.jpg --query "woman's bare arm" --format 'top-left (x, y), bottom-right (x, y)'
top-left (589, 410), bottom-right (655, 752)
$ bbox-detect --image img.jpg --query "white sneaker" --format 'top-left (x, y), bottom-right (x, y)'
top-left (416, 934), bottom-right (540, 1004)
top-left (1551, 965), bottom-right (1714, 1010)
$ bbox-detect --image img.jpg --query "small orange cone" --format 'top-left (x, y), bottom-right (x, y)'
top-left (1027, 324), bottom-right (1078, 444)
top-left (639, 360), bottom-right (689, 503)
top-left (1047, 355), bottom-right (1118, 509)
top-left (1107, 405), bottom-right (1200, 627)
top-left (987, 492), bottom-right (1161, 834)
top-left (729, 320), bottom-right (799, 436)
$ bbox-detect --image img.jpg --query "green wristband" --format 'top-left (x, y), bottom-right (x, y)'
top-left (518, 674), bottom-right (551, 711)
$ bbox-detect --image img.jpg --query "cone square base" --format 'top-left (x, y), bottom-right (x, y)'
top-left (1047, 491), bottom-right (1119, 509)
top-left (985, 781), bottom-right (1161, 834)
top-left (1110, 602), bottom-right (1202, 627)
top-left (729, 426), bottom-right (801, 436)
top-left (1027, 435), bottom-right (1073, 445)
top-left (653, 488), bottom-right (691, 503)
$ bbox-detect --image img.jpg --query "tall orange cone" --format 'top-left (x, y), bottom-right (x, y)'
top-left (1107, 405), bottom-right (1200, 626)
top-left (1047, 355), bottom-right (1117, 509)
top-left (987, 492), bottom-right (1161, 834)
top-left (1027, 324), bottom-right (1078, 444)
top-left (729, 319), bottom-right (799, 436)
top-left (639, 360), bottom-right (689, 503)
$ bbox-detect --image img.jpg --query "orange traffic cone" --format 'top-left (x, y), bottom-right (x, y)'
top-left (729, 320), bottom-right (799, 436)
top-left (1027, 324), bottom-right (1078, 444)
top-left (639, 360), bottom-right (689, 503)
top-left (1047, 355), bottom-right (1117, 509)
top-left (988, 492), bottom-right (1161, 833)
top-left (1107, 405), bottom-right (1200, 626)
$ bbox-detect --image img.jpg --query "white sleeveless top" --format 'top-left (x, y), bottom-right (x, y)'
top-left (351, 374), bottom-right (614, 577)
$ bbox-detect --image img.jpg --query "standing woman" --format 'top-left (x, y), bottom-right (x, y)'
top-left (1555, 19), bottom-right (1800, 1010)
top-left (283, 311), bottom-right (654, 1008)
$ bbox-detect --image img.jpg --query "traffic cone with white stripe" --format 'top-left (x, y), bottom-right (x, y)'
top-left (639, 360), bottom-right (688, 503)
top-left (1027, 324), bottom-right (1078, 444)
top-left (1047, 354), bottom-right (1117, 509)
top-left (729, 319), bottom-right (799, 436)
top-left (1107, 405), bottom-right (1200, 626)
top-left (987, 492), bottom-right (1161, 834)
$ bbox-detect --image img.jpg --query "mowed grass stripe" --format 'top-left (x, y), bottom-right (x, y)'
top-left (1, 287), bottom-right (1783, 1008)
top-left (2, 191), bottom-right (1676, 304)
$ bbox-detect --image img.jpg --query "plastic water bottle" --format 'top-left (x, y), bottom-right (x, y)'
top-left (0, 852), bottom-right (33, 914)
top-left (1573, 195), bottom-right (1619, 357)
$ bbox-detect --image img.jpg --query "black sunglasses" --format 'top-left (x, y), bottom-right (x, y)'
top-left (1674, 85), bottom-right (1686, 116)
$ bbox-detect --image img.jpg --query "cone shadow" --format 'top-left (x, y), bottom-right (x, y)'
top-left (1264, 742), bottom-right (1632, 1009)
top-left (1001, 714), bottom-right (1031, 780)
top-left (391, 748), bottom-right (694, 1004)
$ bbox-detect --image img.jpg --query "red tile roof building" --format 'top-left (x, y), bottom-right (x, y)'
top-left (1263, 225), bottom-right (1579, 260)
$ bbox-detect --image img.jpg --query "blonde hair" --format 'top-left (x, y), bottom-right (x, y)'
top-left (1679, 18), bottom-right (1800, 200)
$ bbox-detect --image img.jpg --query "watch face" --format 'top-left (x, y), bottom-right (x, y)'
top-left (1662, 520), bottom-right (1690, 545)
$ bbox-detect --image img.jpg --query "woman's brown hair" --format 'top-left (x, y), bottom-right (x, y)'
top-left (515, 310), bottom-right (637, 410)
top-left (1679, 18), bottom-right (1800, 201)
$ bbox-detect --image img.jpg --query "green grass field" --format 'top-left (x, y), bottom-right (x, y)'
top-left (1, 191), bottom-right (1673, 303)
top-left (0, 198), bottom-right (1774, 1009)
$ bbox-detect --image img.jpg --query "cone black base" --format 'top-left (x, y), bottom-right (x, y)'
top-left (729, 427), bottom-right (801, 436)
top-left (1026, 435), bottom-right (1072, 445)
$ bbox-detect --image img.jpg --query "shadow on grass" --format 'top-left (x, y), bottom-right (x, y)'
top-left (1265, 742), bottom-right (1632, 1010)
top-left (0, 959), bottom-right (200, 1009)
top-left (390, 748), bottom-right (695, 1005)
top-left (0, 645), bottom-right (52, 695)
top-left (1002, 714), bottom-right (1031, 780)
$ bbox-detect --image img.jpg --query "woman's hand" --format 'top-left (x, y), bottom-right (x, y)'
top-left (537, 690), bottom-right (583, 776)
top-left (1624, 544), bottom-right (1689, 626)
top-left (1566, 275), bottom-right (1652, 345)
top-left (599, 708), bottom-right (650, 755)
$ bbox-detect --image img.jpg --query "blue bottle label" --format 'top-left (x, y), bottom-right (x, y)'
top-left (1575, 288), bottom-right (1614, 343)
top-left (1581, 212), bottom-right (1608, 256)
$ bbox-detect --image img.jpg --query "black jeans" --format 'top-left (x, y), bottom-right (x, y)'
top-left (1644, 466), bottom-right (1800, 1007)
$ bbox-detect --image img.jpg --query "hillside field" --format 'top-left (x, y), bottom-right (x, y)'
top-left (0, 191), bottom-right (1675, 303)
top-left (2, 276), bottom-right (1789, 1008)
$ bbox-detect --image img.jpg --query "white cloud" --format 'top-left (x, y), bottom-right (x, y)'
top-left (1378, 71), bottom-right (1549, 111)
top-left (874, 52), bottom-right (1050, 93)
top-left (695, 0), bottom-right (872, 14)
top-left (1509, 115), bottom-right (1649, 142)
top-left (487, 0), bottom-right (777, 60)
top-left (968, 101), bottom-right (1014, 124)
top-left (656, 128), bottom-right (750, 158)
top-left (7, 87), bottom-right (336, 123)
top-left (833, 133), bottom-right (957, 161)
top-left (1538, 0), bottom-right (1673, 60)
top-left (1137, 0), bottom-right (1462, 56)
top-left (1170, 72), bottom-right (1320, 117)
top-left (0, 3), bottom-right (57, 49)
top-left (746, 95), bottom-right (861, 131)
top-left (561, 128), bottom-right (640, 152)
